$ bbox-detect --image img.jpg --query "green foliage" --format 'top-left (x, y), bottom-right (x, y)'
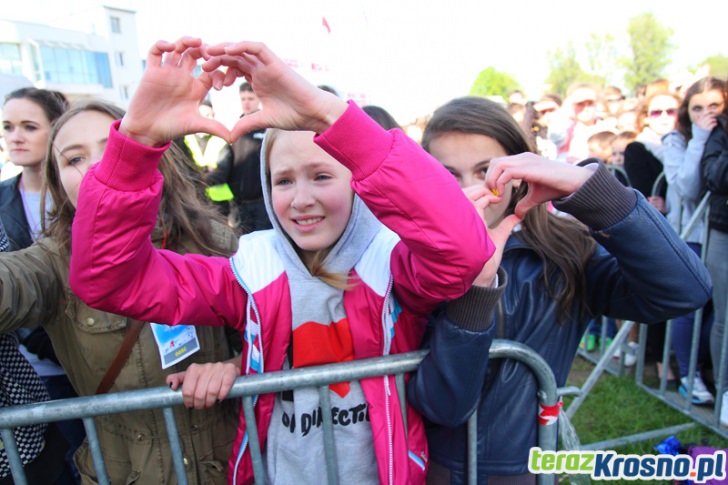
top-left (545, 42), bottom-right (588, 97)
top-left (702, 54), bottom-right (728, 79)
top-left (585, 32), bottom-right (619, 86)
top-left (622, 12), bottom-right (675, 92)
top-left (562, 356), bottom-right (728, 485)
top-left (469, 66), bottom-right (520, 102)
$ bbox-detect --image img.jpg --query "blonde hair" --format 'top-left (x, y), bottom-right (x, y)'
top-left (263, 128), bottom-right (354, 289)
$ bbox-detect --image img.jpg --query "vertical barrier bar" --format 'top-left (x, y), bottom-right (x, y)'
top-left (242, 396), bottom-right (265, 484)
top-left (659, 319), bottom-right (673, 395)
top-left (489, 340), bottom-right (559, 484)
top-left (162, 407), bottom-right (188, 485)
top-left (635, 322), bottom-right (648, 386)
top-left (318, 385), bottom-right (339, 485)
top-left (83, 416), bottom-right (110, 485)
top-left (0, 348), bottom-right (563, 484)
top-left (1, 427), bottom-right (26, 485)
top-left (716, 290), bottom-right (728, 427)
top-left (467, 410), bottom-right (478, 485)
top-left (682, 306), bottom-right (705, 412)
top-left (395, 373), bottom-right (408, 438)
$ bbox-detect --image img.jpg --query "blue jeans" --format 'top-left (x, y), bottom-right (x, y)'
top-left (671, 242), bottom-right (713, 378)
top-left (708, 229), bottom-right (728, 390)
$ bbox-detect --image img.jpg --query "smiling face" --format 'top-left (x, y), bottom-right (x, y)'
top-left (52, 110), bottom-right (114, 208)
top-left (428, 131), bottom-right (513, 227)
top-left (2, 98), bottom-right (53, 168)
top-left (268, 130), bottom-right (354, 264)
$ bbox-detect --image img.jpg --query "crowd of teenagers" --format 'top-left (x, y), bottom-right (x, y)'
top-left (0, 34), bottom-right (721, 485)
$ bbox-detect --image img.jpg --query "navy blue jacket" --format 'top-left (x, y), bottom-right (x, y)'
top-left (408, 162), bottom-right (712, 483)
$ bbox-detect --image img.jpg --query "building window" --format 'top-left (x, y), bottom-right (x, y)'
top-left (115, 51), bottom-right (124, 67)
top-left (110, 16), bottom-right (121, 34)
top-left (0, 43), bottom-right (23, 75)
top-left (39, 46), bottom-right (112, 88)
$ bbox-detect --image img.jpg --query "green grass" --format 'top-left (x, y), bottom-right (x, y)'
top-left (556, 356), bottom-right (728, 484)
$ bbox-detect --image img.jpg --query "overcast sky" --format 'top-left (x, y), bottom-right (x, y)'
top-left (3, 0), bottom-right (726, 124)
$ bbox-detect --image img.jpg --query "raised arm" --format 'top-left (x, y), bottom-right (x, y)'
top-left (552, 160), bottom-right (712, 321)
top-left (0, 241), bottom-right (65, 332)
top-left (208, 40), bottom-right (492, 312)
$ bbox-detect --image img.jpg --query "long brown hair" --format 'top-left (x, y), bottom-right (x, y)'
top-left (42, 99), bottom-right (234, 259)
top-left (676, 77), bottom-right (726, 142)
top-left (422, 96), bottom-right (597, 322)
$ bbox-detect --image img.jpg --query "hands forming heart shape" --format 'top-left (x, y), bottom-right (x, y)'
top-left (119, 36), bottom-right (347, 148)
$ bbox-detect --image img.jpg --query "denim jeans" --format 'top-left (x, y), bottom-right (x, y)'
top-left (707, 229), bottom-right (728, 390)
top-left (671, 242), bottom-right (713, 377)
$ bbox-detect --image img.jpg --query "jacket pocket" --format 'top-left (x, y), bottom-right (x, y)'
top-left (66, 292), bottom-right (127, 335)
top-left (75, 439), bottom-right (141, 485)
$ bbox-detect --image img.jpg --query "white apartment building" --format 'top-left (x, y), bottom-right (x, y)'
top-left (0, 5), bottom-right (142, 106)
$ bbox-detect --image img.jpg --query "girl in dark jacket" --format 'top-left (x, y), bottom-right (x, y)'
top-left (406, 96), bottom-right (712, 484)
top-left (702, 103), bottom-right (728, 426)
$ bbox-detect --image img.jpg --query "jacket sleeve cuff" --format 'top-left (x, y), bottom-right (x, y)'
top-left (313, 101), bottom-right (393, 181)
top-left (94, 120), bottom-right (170, 191)
top-left (445, 269), bottom-right (507, 332)
top-left (691, 125), bottom-right (711, 144)
top-left (553, 160), bottom-right (637, 230)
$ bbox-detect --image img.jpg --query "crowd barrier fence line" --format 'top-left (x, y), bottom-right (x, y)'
top-left (0, 340), bottom-right (563, 485)
top-left (575, 188), bottom-right (728, 452)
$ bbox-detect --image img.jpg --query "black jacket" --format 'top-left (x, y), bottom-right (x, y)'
top-left (206, 128), bottom-right (266, 203)
top-left (702, 119), bottom-right (728, 233)
top-left (0, 175), bottom-right (33, 251)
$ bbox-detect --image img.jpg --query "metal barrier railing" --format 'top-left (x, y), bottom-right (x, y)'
top-left (573, 188), bottom-right (728, 449)
top-left (0, 340), bottom-right (562, 485)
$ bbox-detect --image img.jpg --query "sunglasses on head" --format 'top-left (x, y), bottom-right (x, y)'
top-left (649, 108), bottom-right (677, 118)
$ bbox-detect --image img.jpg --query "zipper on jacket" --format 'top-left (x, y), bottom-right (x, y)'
top-left (229, 257), bottom-right (263, 485)
top-left (230, 258), bottom-right (264, 375)
top-left (382, 276), bottom-right (395, 484)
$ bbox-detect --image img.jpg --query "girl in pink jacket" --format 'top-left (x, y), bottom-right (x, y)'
top-left (69, 37), bottom-right (492, 485)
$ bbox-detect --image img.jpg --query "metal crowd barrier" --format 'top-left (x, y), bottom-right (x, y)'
top-left (0, 340), bottom-right (562, 485)
top-left (573, 188), bottom-right (728, 449)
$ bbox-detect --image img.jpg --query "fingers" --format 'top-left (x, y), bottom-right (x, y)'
top-left (179, 362), bottom-right (238, 409)
top-left (514, 195), bottom-right (537, 219)
top-left (195, 118), bottom-right (233, 143)
top-left (498, 214), bottom-right (522, 239)
top-left (147, 40), bottom-right (176, 67)
top-left (220, 41), bottom-right (269, 60)
top-left (230, 112), bottom-right (267, 142)
top-left (166, 372), bottom-right (184, 391)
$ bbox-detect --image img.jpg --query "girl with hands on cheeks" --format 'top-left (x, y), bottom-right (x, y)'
top-left (69, 38), bottom-right (491, 485)
top-left (406, 96), bottom-right (712, 485)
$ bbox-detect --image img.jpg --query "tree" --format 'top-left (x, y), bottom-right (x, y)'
top-left (545, 42), bottom-right (588, 96)
top-left (585, 33), bottom-right (619, 86)
top-left (622, 13), bottom-right (674, 93)
top-left (469, 67), bottom-right (520, 102)
top-left (702, 54), bottom-right (728, 79)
